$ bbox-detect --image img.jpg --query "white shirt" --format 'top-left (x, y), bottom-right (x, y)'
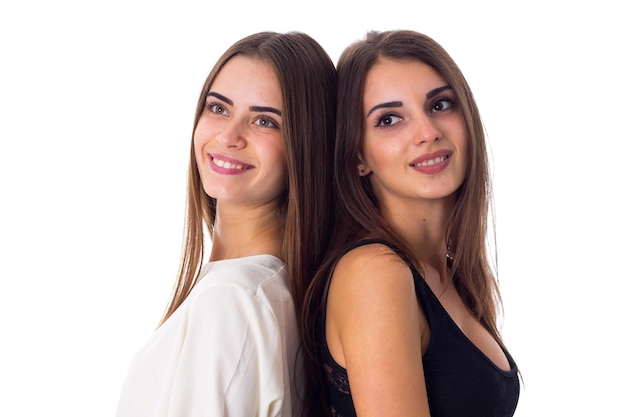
top-left (116, 255), bottom-right (301, 417)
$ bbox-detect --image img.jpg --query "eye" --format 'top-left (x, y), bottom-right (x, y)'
top-left (254, 116), bottom-right (279, 129)
top-left (431, 97), bottom-right (454, 113)
top-left (374, 113), bottom-right (402, 128)
top-left (207, 102), bottom-right (229, 116)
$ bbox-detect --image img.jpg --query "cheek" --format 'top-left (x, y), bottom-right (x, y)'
top-left (267, 142), bottom-right (288, 189)
top-left (264, 136), bottom-right (286, 165)
top-left (459, 131), bottom-right (470, 166)
top-left (449, 118), bottom-right (469, 165)
top-left (192, 130), bottom-right (204, 165)
top-left (455, 138), bottom-right (470, 183)
top-left (193, 120), bottom-right (212, 157)
top-left (361, 137), bottom-right (378, 168)
top-left (363, 140), bottom-right (397, 171)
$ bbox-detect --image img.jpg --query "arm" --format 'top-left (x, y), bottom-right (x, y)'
top-left (325, 244), bottom-right (431, 417)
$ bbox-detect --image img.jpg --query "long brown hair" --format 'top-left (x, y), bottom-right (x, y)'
top-left (160, 31), bottom-right (337, 331)
top-left (301, 30), bottom-right (505, 417)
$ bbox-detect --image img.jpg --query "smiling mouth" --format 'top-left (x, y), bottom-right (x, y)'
top-left (212, 156), bottom-right (249, 170)
top-left (410, 155), bottom-right (449, 167)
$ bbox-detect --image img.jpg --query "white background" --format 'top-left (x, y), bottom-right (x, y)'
top-left (1, 0), bottom-right (624, 415)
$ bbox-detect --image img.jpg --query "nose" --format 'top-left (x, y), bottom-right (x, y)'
top-left (413, 115), bottom-right (441, 144)
top-left (216, 122), bottom-right (245, 148)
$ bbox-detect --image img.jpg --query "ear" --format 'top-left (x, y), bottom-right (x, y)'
top-left (357, 163), bottom-right (371, 176)
top-left (357, 153), bottom-right (371, 176)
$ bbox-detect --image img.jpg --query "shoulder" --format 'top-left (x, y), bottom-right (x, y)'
top-left (188, 254), bottom-right (293, 327)
top-left (325, 241), bottom-right (427, 396)
top-left (332, 242), bottom-right (413, 288)
top-left (196, 255), bottom-right (288, 301)
top-left (327, 242), bottom-right (417, 327)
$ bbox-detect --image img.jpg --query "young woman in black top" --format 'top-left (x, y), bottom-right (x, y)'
top-left (301, 30), bottom-right (520, 417)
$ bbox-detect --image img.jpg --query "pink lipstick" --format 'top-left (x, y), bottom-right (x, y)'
top-left (409, 150), bottom-right (452, 174)
top-left (208, 153), bottom-right (253, 175)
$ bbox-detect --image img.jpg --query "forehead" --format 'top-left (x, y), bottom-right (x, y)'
top-left (364, 58), bottom-right (447, 100)
top-left (212, 55), bottom-right (282, 102)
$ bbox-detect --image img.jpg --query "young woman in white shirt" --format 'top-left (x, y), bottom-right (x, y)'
top-left (116, 31), bottom-right (337, 417)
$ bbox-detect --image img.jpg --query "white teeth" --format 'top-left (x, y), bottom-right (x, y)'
top-left (212, 157), bottom-right (244, 170)
top-left (414, 156), bottom-right (447, 167)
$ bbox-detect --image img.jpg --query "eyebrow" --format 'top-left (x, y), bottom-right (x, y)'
top-left (207, 92), bottom-right (232, 105)
top-left (366, 85), bottom-right (453, 117)
top-left (207, 91), bottom-right (282, 116)
top-left (426, 85), bottom-right (452, 99)
top-left (366, 101), bottom-right (402, 117)
top-left (250, 106), bottom-right (282, 116)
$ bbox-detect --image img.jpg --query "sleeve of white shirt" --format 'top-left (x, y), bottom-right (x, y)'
top-left (167, 283), bottom-right (288, 417)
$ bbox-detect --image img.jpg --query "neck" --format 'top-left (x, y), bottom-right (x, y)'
top-left (209, 201), bottom-right (284, 262)
top-left (380, 195), bottom-right (455, 278)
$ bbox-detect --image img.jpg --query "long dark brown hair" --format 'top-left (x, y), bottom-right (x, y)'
top-left (160, 31), bottom-right (337, 340)
top-left (300, 30), bottom-right (506, 417)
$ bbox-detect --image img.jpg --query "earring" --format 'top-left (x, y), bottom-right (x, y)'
top-left (446, 245), bottom-right (454, 261)
top-left (359, 168), bottom-right (365, 174)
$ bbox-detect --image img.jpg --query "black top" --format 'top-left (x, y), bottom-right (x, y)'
top-left (321, 239), bottom-right (520, 417)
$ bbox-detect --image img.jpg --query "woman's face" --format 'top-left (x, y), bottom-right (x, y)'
top-left (194, 56), bottom-right (287, 210)
top-left (360, 58), bottom-right (468, 209)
